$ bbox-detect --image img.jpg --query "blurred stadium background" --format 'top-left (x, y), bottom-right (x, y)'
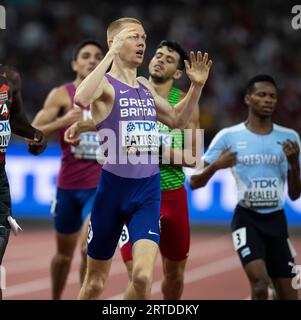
top-left (1, 0), bottom-right (300, 226)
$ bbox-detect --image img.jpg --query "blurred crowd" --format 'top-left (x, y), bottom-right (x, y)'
top-left (1, 0), bottom-right (300, 146)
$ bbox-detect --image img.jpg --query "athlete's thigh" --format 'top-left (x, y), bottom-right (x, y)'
top-left (87, 181), bottom-right (124, 260)
top-left (132, 239), bottom-right (158, 273)
top-left (231, 206), bottom-right (266, 266)
top-left (244, 259), bottom-right (270, 284)
top-left (265, 234), bottom-right (296, 278)
top-left (78, 188), bottom-right (97, 224)
top-left (52, 188), bottom-right (82, 234)
top-left (266, 235), bottom-right (297, 299)
top-left (127, 199), bottom-right (161, 247)
top-left (160, 187), bottom-right (190, 261)
top-left (55, 231), bottom-right (80, 256)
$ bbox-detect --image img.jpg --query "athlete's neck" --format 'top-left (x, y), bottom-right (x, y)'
top-left (73, 77), bottom-right (83, 88)
top-left (149, 77), bottom-right (174, 99)
top-left (109, 60), bottom-right (138, 88)
top-left (245, 115), bottom-right (273, 134)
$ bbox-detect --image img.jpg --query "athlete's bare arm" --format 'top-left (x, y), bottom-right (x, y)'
top-left (281, 139), bottom-right (301, 200)
top-left (138, 52), bottom-right (212, 129)
top-left (190, 148), bottom-right (237, 189)
top-left (64, 119), bottom-right (96, 146)
top-left (162, 103), bottom-right (200, 168)
top-left (6, 67), bottom-right (46, 154)
top-left (74, 28), bottom-right (139, 124)
top-left (32, 86), bottom-right (81, 138)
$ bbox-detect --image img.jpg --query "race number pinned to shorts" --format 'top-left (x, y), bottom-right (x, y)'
top-left (232, 227), bottom-right (247, 251)
top-left (118, 225), bottom-right (129, 248)
top-left (50, 197), bottom-right (57, 216)
top-left (87, 221), bottom-right (93, 244)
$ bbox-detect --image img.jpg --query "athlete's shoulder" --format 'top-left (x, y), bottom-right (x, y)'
top-left (49, 84), bottom-right (69, 98)
top-left (45, 84), bottom-right (71, 108)
top-left (1, 65), bottom-right (21, 91)
top-left (215, 122), bottom-right (245, 138)
top-left (273, 123), bottom-right (300, 140)
top-left (209, 123), bottom-right (245, 147)
top-left (137, 76), bottom-right (150, 87)
top-left (137, 76), bottom-right (156, 96)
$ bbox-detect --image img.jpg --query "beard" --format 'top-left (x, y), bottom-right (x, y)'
top-left (150, 72), bottom-right (169, 84)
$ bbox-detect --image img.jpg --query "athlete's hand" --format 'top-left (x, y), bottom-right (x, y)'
top-left (59, 107), bottom-right (82, 128)
top-left (110, 27), bottom-right (139, 56)
top-left (64, 122), bottom-right (81, 146)
top-left (281, 139), bottom-right (300, 167)
top-left (27, 129), bottom-right (47, 155)
top-left (185, 51), bottom-right (213, 87)
top-left (215, 147), bottom-right (237, 169)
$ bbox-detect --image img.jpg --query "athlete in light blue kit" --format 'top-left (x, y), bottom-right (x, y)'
top-left (74, 17), bottom-right (212, 300)
top-left (191, 75), bottom-right (301, 300)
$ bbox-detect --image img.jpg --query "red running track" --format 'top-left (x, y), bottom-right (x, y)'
top-left (2, 229), bottom-right (301, 300)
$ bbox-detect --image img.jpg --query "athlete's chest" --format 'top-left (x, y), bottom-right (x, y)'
top-left (116, 87), bottom-right (156, 120)
top-left (230, 134), bottom-right (286, 167)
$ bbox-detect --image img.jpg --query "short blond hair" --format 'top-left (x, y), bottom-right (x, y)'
top-left (107, 17), bottom-right (142, 40)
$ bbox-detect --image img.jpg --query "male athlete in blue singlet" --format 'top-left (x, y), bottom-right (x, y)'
top-left (190, 75), bottom-right (301, 300)
top-left (74, 17), bottom-right (212, 300)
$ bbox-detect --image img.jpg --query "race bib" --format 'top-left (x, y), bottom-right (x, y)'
top-left (243, 177), bottom-right (280, 209)
top-left (119, 225), bottom-right (130, 248)
top-left (232, 227), bottom-right (247, 251)
top-left (121, 120), bottom-right (159, 154)
top-left (71, 131), bottom-right (99, 160)
top-left (0, 120), bottom-right (11, 150)
top-left (71, 109), bottom-right (100, 160)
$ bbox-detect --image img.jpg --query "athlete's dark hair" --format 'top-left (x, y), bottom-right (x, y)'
top-left (72, 39), bottom-right (104, 61)
top-left (157, 40), bottom-right (188, 70)
top-left (246, 74), bottom-right (278, 94)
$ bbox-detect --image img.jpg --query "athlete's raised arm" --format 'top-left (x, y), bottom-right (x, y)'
top-left (75, 27), bottom-right (139, 107)
top-left (138, 51), bottom-right (212, 129)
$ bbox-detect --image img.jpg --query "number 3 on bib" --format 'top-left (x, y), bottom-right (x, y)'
top-left (232, 227), bottom-right (247, 251)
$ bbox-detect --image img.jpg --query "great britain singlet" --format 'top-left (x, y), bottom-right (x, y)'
top-left (96, 74), bottom-right (160, 179)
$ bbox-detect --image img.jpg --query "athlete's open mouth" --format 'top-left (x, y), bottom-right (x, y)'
top-left (136, 50), bottom-right (144, 57)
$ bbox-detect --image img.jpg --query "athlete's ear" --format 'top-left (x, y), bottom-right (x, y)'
top-left (71, 60), bottom-right (77, 73)
top-left (107, 38), bottom-right (113, 49)
top-left (244, 94), bottom-right (251, 106)
top-left (172, 69), bottom-right (182, 80)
